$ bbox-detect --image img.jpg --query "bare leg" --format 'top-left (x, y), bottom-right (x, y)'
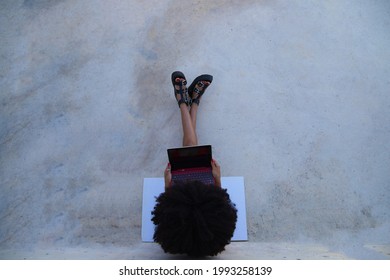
top-left (175, 78), bottom-right (198, 146)
top-left (189, 103), bottom-right (199, 131)
top-left (179, 103), bottom-right (198, 146)
top-left (189, 81), bottom-right (210, 131)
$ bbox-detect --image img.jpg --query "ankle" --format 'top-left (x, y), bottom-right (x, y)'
top-left (179, 103), bottom-right (189, 110)
top-left (190, 103), bottom-right (198, 113)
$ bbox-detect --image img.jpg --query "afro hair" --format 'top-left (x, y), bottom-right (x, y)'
top-left (151, 180), bottom-right (237, 257)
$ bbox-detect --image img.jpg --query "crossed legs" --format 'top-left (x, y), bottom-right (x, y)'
top-left (179, 102), bottom-right (198, 146)
top-left (172, 71), bottom-right (212, 146)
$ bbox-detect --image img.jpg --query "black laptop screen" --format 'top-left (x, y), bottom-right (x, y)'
top-left (167, 145), bottom-right (212, 170)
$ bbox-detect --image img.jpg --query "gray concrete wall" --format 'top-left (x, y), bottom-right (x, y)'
top-left (1, 0), bottom-right (389, 259)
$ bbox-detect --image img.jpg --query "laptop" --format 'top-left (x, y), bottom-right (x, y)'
top-left (167, 145), bottom-right (215, 185)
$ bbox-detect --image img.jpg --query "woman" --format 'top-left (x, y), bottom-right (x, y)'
top-left (151, 71), bottom-right (237, 257)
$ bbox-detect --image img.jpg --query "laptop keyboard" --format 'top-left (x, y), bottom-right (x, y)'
top-left (172, 167), bottom-right (215, 185)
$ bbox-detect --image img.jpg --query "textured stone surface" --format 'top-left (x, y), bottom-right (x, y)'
top-left (1, 0), bottom-right (390, 259)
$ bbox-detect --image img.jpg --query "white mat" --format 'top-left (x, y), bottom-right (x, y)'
top-left (142, 176), bottom-right (248, 242)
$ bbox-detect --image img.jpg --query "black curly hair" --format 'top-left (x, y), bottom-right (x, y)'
top-left (151, 180), bottom-right (237, 257)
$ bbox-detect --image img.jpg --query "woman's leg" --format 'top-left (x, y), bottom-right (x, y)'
top-left (175, 77), bottom-right (211, 146)
top-left (174, 78), bottom-right (198, 146)
top-left (189, 81), bottom-right (210, 131)
top-left (189, 102), bottom-right (199, 131)
top-left (179, 103), bottom-right (198, 146)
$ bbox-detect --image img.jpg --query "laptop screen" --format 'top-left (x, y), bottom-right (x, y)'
top-left (167, 145), bottom-right (212, 170)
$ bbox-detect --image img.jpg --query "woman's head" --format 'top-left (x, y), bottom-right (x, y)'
top-left (151, 181), bottom-right (237, 257)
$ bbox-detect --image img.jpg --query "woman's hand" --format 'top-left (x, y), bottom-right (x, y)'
top-left (211, 159), bottom-right (221, 187)
top-left (164, 163), bottom-right (172, 189)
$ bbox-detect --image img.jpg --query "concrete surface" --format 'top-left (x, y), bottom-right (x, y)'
top-left (1, 0), bottom-right (390, 259)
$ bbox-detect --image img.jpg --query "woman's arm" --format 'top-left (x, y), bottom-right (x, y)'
top-left (211, 159), bottom-right (221, 187)
top-left (164, 163), bottom-right (172, 190)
